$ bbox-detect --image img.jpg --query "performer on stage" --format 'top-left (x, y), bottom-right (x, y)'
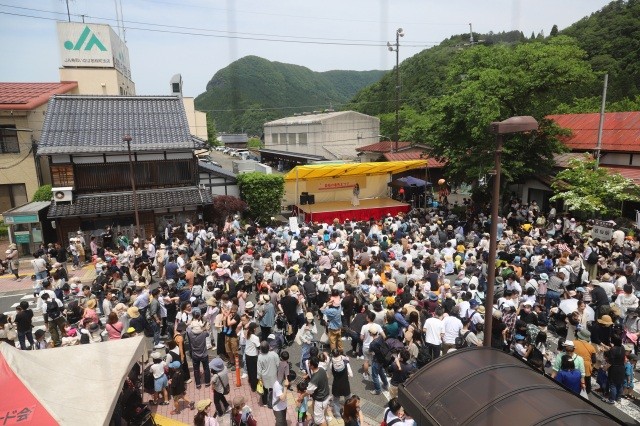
top-left (352, 183), bottom-right (360, 206)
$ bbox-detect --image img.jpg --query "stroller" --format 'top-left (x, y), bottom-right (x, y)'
top-left (268, 332), bottom-right (288, 354)
top-left (274, 312), bottom-right (292, 346)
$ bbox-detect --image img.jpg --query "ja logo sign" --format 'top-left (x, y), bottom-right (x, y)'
top-left (64, 26), bottom-right (107, 51)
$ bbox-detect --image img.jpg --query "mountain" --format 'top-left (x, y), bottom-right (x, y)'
top-left (194, 56), bottom-right (385, 135)
top-left (349, 0), bottom-right (640, 126)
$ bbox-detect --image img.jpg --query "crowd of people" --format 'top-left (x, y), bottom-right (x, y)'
top-left (2, 198), bottom-right (640, 424)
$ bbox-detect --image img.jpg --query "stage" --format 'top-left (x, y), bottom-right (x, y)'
top-left (293, 198), bottom-right (411, 223)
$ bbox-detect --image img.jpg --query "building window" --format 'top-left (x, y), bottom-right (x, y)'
top-left (0, 126), bottom-right (20, 154)
top-left (51, 165), bottom-right (75, 187)
top-left (0, 184), bottom-right (28, 212)
top-left (298, 133), bottom-right (307, 145)
top-left (272, 133), bottom-right (279, 145)
top-left (280, 133), bottom-right (288, 145)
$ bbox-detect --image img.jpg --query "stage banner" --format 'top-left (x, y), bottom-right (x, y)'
top-left (314, 176), bottom-right (366, 191)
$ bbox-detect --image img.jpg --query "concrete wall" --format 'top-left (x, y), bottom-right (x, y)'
top-left (264, 112), bottom-right (380, 160)
top-left (59, 67), bottom-right (136, 95)
top-left (182, 97), bottom-right (208, 140)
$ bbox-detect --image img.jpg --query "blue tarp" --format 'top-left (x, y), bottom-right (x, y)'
top-left (388, 176), bottom-right (431, 187)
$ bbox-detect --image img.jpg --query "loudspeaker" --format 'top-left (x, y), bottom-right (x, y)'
top-left (300, 194), bottom-right (309, 205)
top-left (307, 194), bottom-right (315, 205)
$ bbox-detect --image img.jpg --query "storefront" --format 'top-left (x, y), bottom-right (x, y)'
top-left (2, 201), bottom-right (56, 256)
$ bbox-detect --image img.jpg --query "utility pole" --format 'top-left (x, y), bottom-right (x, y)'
top-left (388, 28), bottom-right (404, 152)
top-left (123, 135), bottom-right (140, 236)
top-left (595, 73), bottom-right (608, 168)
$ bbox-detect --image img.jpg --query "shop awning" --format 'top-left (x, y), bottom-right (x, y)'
top-left (283, 160), bottom-right (427, 181)
top-left (3, 201), bottom-right (51, 224)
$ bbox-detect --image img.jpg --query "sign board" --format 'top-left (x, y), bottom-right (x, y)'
top-left (591, 219), bottom-right (614, 241)
top-left (4, 215), bottom-right (38, 225)
top-left (14, 231), bottom-right (30, 244)
top-left (314, 176), bottom-right (366, 191)
top-left (57, 22), bottom-right (132, 79)
top-left (289, 216), bottom-right (300, 233)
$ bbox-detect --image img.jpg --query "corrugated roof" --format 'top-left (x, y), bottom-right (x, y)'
top-left (384, 149), bottom-right (445, 168)
top-left (356, 141), bottom-right (411, 153)
top-left (3, 201), bottom-right (51, 216)
top-left (0, 82), bottom-right (78, 110)
top-left (47, 187), bottom-right (213, 218)
top-left (38, 95), bottom-right (195, 155)
top-left (284, 160), bottom-right (427, 181)
top-left (553, 152), bottom-right (589, 168)
top-left (259, 148), bottom-right (326, 161)
top-left (603, 166), bottom-right (640, 186)
top-left (264, 110), bottom-right (377, 126)
top-left (547, 112), bottom-right (640, 153)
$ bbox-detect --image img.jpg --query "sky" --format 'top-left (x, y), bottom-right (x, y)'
top-left (0, 0), bottom-right (613, 97)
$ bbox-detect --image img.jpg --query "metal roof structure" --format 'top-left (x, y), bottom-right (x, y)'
top-left (264, 110), bottom-right (377, 127)
top-left (383, 149), bottom-right (445, 168)
top-left (547, 112), bottom-right (640, 153)
top-left (47, 187), bottom-right (213, 218)
top-left (198, 161), bottom-right (237, 180)
top-left (260, 148), bottom-right (326, 162)
top-left (355, 140), bottom-right (412, 152)
top-left (283, 160), bottom-right (427, 181)
top-left (38, 95), bottom-right (196, 155)
top-left (399, 347), bottom-right (622, 426)
top-left (0, 82), bottom-right (78, 110)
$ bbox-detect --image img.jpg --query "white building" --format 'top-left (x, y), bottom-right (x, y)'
top-left (261, 111), bottom-right (379, 167)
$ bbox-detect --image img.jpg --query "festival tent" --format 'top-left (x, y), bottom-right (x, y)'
top-left (388, 176), bottom-right (431, 187)
top-left (0, 336), bottom-right (147, 426)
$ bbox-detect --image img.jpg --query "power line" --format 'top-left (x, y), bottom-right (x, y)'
top-left (0, 7), bottom-right (440, 48)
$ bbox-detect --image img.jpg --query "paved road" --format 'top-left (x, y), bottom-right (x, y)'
top-left (2, 265), bottom-right (640, 425)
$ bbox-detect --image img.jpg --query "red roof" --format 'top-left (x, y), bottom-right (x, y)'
top-left (547, 112), bottom-right (640, 153)
top-left (0, 82), bottom-right (78, 110)
top-left (356, 140), bottom-right (411, 153)
top-left (603, 166), bottom-right (640, 185)
top-left (384, 148), bottom-right (445, 168)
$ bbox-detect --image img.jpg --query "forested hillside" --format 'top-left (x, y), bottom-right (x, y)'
top-left (194, 56), bottom-right (384, 135)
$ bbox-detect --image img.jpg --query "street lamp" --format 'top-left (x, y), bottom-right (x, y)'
top-left (483, 116), bottom-right (538, 347)
top-left (123, 135), bottom-right (141, 236)
top-left (387, 28), bottom-right (404, 153)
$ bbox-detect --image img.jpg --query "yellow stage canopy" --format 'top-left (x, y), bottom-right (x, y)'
top-left (284, 160), bottom-right (427, 181)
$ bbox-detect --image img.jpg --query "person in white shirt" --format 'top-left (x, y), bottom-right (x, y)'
top-left (423, 307), bottom-right (445, 359)
top-left (271, 378), bottom-right (289, 425)
top-left (442, 307), bottom-right (463, 354)
top-left (361, 313), bottom-right (384, 380)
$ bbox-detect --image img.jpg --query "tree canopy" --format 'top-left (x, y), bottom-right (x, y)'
top-left (550, 155), bottom-right (640, 217)
top-left (408, 36), bottom-right (593, 184)
top-left (237, 172), bottom-right (285, 222)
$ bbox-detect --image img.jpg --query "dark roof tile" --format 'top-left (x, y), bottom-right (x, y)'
top-left (38, 95), bottom-right (195, 155)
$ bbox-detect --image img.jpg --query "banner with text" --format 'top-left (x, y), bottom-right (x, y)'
top-left (314, 176), bottom-right (366, 191)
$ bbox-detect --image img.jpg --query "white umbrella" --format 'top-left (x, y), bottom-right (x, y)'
top-left (559, 299), bottom-right (595, 321)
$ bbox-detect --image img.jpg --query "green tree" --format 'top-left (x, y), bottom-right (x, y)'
top-left (409, 36), bottom-right (594, 184)
top-left (550, 155), bottom-right (640, 217)
top-left (206, 113), bottom-right (218, 146)
top-left (237, 172), bottom-right (285, 221)
top-left (32, 185), bottom-right (52, 202)
top-left (247, 137), bottom-right (262, 148)
top-left (550, 24), bottom-right (559, 37)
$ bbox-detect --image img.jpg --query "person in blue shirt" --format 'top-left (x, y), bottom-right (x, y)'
top-left (624, 353), bottom-right (637, 399)
top-left (321, 297), bottom-right (343, 352)
top-left (555, 355), bottom-right (582, 395)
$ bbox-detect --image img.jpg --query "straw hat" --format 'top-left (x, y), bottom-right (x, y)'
top-left (127, 306), bottom-right (140, 319)
top-left (86, 299), bottom-right (97, 310)
top-left (196, 399), bottom-right (212, 412)
top-left (597, 315), bottom-right (614, 326)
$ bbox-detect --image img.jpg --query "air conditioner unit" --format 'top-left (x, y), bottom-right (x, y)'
top-left (52, 187), bottom-right (73, 203)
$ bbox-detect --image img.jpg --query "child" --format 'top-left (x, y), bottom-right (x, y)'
top-left (33, 329), bottom-right (49, 350)
top-left (624, 354), bottom-right (638, 399)
top-left (277, 350), bottom-right (291, 389)
top-left (149, 351), bottom-right (169, 405)
top-left (168, 366), bottom-right (194, 415)
top-left (295, 381), bottom-right (309, 426)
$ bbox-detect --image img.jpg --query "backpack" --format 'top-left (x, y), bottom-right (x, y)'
top-left (46, 299), bottom-right (62, 320)
top-left (467, 310), bottom-right (479, 333)
top-left (455, 330), bottom-right (472, 349)
top-left (415, 342), bottom-right (432, 368)
top-left (380, 408), bottom-right (402, 426)
top-left (586, 249), bottom-right (598, 265)
top-left (371, 338), bottom-right (394, 367)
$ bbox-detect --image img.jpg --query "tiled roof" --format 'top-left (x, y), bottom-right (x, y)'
top-left (384, 149), bottom-right (445, 168)
top-left (38, 95), bottom-right (195, 155)
top-left (0, 82), bottom-right (78, 110)
top-left (547, 112), bottom-right (640, 153)
top-left (198, 161), bottom-right (237, 180)
top-left (356, 141), bottom-right (412, 153)
top-left (47, 187), bottom-right (213, 218)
